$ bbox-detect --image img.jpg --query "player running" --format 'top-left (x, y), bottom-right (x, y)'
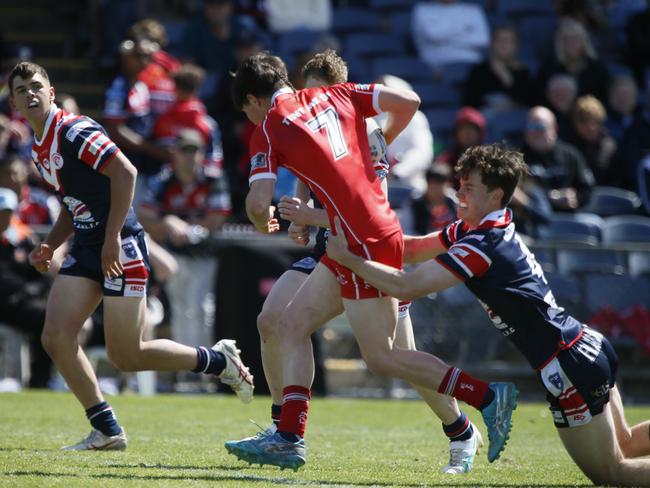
top-left (226, 53), bottom-right (517, 470)
top-left (227, 50), bottom-right (481, 474)
top-left (8, 62), bottom-right (253, 450)
top-left (326, 143), bottom-right (650, 487)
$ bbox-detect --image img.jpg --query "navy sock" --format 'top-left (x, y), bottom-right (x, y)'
top-left (443, 412), bottom-right (473, 442)
top-left (192, 346), bottom-right (227, 375)
top-left (86, 401), bottom-right (121, 437)
top-left (480, 388), bottom-right (496, 410)
top-left (271, 404), bottom-right (282, 427)
top-left (278, 431), bottom-right (301, 442)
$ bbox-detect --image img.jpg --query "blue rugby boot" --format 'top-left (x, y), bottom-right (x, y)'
top-left (225, 432), bottom-right (306, 471)
top-left (481, 382), bottom-right (518, 462)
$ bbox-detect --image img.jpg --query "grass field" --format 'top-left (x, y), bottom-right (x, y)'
top-left (1, 391), bottom-right (648, 487)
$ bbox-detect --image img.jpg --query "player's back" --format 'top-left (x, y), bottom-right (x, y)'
top-left (260, 83), bottom-right (400, 245)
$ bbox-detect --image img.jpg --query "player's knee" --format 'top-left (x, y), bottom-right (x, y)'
top-left (362, 352), bottom-right (394, 378)
top-left (40, 323), bottom-right (75, 355)
top-left (257, 312), bottom-right (279, 342)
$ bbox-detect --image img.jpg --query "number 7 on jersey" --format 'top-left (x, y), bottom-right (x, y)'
top-left (306, 107), bottom-right (349, 160)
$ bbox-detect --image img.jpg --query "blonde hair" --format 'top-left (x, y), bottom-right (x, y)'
top-left (555, 18), bottom-right (596, 63)
top-left (573, 95), bottom-right (606, 124)
top-left (302, 49), bottom-right (348, 85)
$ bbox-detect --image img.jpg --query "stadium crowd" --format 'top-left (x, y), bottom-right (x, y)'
top-left (0, 0), bottom-right (649, 391)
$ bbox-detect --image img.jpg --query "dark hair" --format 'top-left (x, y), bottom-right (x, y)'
top-left (8, 62), bottom-right (50, 95)
top-left (302, 49), bottom-right (348, 85)
top-left (172, 64), bottom-right (206, 94)
top-left (231, 52), bottom-right (291, 110)
top-left (454, 144), bottom-right (528, 206)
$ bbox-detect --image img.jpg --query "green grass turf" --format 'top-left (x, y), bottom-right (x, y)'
top-left (0, 391), bottom-right (648, 487)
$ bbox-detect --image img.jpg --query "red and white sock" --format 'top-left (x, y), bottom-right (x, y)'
top-left (437, 367), bottom-right (492, 410)
top-left (278, 385), bottom-right (311, 438)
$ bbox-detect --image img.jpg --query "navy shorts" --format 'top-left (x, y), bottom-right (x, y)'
top-left (59, 231), bottom-right (150, 297)
top-left (289, 228), bottom-right (328, 275)
top-left (539, 326), bottom-right (618, 428)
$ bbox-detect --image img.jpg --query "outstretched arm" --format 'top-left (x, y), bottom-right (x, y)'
top-left (403, 232), bottom-right (447, 264)
top-left (246, 178), bottom-right (280, 233)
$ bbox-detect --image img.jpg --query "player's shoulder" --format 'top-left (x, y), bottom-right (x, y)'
top-left (60, 115), bottom-right (108, 145)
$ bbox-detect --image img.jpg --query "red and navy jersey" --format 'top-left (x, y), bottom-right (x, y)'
top-left (140, 165), bottom-right (231, 221)
top-left (436, 208), bottom-right (583, 370)
top-left (31, 105), bottom-right (142, 245)
top-left (18, 185), bottom-right (60, 225)
top-left (248, 83), bottom-right (401, 245)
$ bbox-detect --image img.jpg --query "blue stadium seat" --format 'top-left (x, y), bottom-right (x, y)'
top-left (537, 212), bottom-right (605, 243)
top-left (497, 0), bottom-right (555, 17)
top-left (410, 82), bottom-right (461, 108)
top-left (436, 61), bottom-right (475, 85)
top-left (162, 20), bottom-right (188, 55)
top-left (371, 56), bottom-right (433, 82)
top-left (423, 108), bottom-right (457, 137)
top-left (387, 181), bottom-right (415, 209)
top-left (485, 109), bottom-right (527, 143)
top-left (629, 252), bottom-right (650, 278)
top-left (516, 16), bottom-right (558, 60)
top-left (582, 186), bottom-right (643, 217)
top-left (582, 274), bottom-right (650, 314)
top-left (544, 271), bottom-right (582, 314)
top-left (369, 0), bottom-right (416, 10)
top-left (332, 8), bottom-right (382, 33)
top-left (602, 216), bottom-right (650, 244)
top-left (344, 33), bottom-right (407, 58)
top-left (389, 10), bottom-right (412, 38)
top-left (557, 249), bottom-right (627, 276)
top-left (275, 29), bottom-right (326, 57)
top-left (530, 247), bottom-right (556, 272)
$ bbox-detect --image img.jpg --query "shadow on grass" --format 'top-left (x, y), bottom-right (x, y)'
top-left (1, 471), bottom-right (593, 487)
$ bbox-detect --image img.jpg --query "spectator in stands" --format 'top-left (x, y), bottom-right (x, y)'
top-left (405, 163), bottom-right (457, 235)
top-left (0, 112), bottom-right (30, 160)
top-left (568, 95), bottom-right (617, 186)
top-left (128, 18), bottom-right (182, 75)
top-left (179, 0), bottom-right (236, 76)
top-left (137, 129), bottom-right (230, 246)
top-left (0, 183), bottom-right (53, 389)
top-left (153, 64), bottom-right (223, 171)
top-left (436, 106), bottom-right (486, 168)
top-left (54, 93), bottom-right (80, 115)
top-left (412, 0), bottom-right (490, 70)
top-left (463, 25), bottom-right (531, 111)
top-left (0, 153), bottom-right (59, 226)
top-left (208, 28), bottom-right (264, 221)
top-left (522, 106), bottom-right (595, 211)
top-left (265, 0), bottom-right (331, 33)
top-left (373, 75), bottom-right (433, 194)
top-left (606, 74), bottom-right (640, 146)
top-left (626, 3), bottom-right (650, 87)
top-left (616, 82), bottom-right (650, 193)
top-left (104, 39), bottom-right (165, 191)
top-left (536, 18), bottom-right (610, 105)
top-left (545, 74), bottom-right (579, 140)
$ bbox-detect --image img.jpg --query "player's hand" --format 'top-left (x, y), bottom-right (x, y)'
top-left (262, 205), bottom-right (280, 234)
top-left (28, 243), bottom-right (54, 273)
top-left (101, 234), bottom-right (123, 279)
top-left (326, 216), bottom-right (351, 265)
top-left (288, 222), bottom-right (310, 246)
top-left (277, 196), bottom-right (312, 225)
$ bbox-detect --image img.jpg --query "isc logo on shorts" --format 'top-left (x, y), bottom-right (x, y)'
top-left (125, 284), bottom-right (146, 297)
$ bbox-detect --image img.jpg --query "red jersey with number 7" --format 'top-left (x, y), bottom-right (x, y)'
top-left (248, 82), bottom-right (401, 245)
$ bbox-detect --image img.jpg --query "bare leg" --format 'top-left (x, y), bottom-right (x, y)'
top-left (610, 385), bottom-right (650, 458)
top-left (558, 403), bottom-right (650, 486)
top-left (103, 296), bottom-right (199, 372)
top-left (394, 313), bottom-right (460, 425)
top-left (41, 275), bottom-right (104, 409)
top-left (279, 264), bottom-right (344, 389)
top-left (257, 270), bottom-right (309, 404)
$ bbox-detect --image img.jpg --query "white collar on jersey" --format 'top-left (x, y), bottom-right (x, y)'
top-left (479, 208), bottom-right (509, 226)
top-left (270, 87), bottom-right (294, 106)
top-left (34, 103), bottom-right (59, 146)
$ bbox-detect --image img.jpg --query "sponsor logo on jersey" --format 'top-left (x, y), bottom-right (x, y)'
top-left (354, 84), bottom-right (371, 91)
top-left (51, 152), bottom-right (64, 170)
top-left (250, 152), bottom-right (267, 169)
top-left (62, 196), bottom-right (95, 223)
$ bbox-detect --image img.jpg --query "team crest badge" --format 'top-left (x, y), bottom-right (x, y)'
top-left (122, 241), bottom-right (137, 259)
top-left (51, 152), bottom-right (64, 169)
top-left (548, 372), bottom-right (564, 391)
top-left (250, 152), bottom-right (267, 170)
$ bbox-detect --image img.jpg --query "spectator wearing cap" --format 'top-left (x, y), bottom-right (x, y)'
top-left (138, 129), bottom-right (231, 247)
top-left (568, 95), bottom-right (617, 185)
top-left (153, 64), bottom-right (224, 172)
top-left (436, 106), bottom-right (486, 168)
top-left (522, 106), bottom-right (595, 211)
top-left (536, 18), bottom-right (610, 105)
top-left (179, 0), bottom-right (237, 75)
top-left (463, 25), bottom-right (531, 111)
top-left (404, 163), bottom-right (457, 235)
top-left (104, 38), bottom-right (166, 181)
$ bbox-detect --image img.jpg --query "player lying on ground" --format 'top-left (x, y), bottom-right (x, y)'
top-left (226, 50), bottom-right (481, 474)
top-left (224, 52), bottom-right (517, 471)
top-left (9, 61), bottom-right (253, 451)
top-left (326, 143), bottom-right (650, 487)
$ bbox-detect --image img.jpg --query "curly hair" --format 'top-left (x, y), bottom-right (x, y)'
top-left (301, 49), bottom-right (348, 85)
top-left (455, 144), bottom-right (529, 206)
